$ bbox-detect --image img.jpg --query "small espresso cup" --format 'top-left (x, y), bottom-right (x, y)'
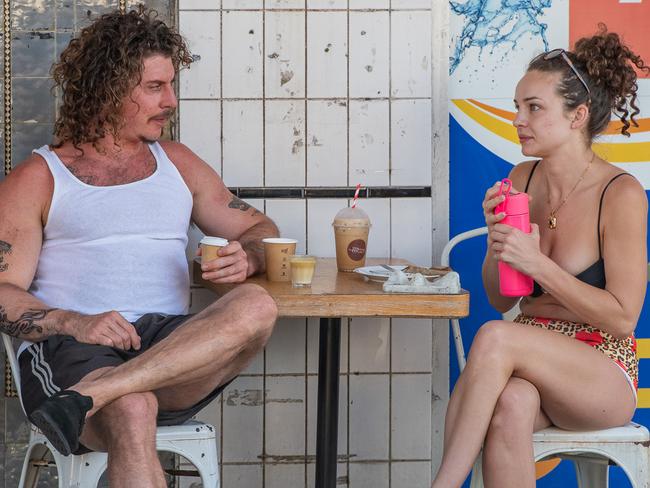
top-left (289, 255), bottom-right (317, 288)
top-left (262, 238), bottom-right (298, 282)
top-left (200, 236), bottom-right (229, 264)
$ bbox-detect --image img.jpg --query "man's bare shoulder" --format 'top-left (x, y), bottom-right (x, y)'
top-left (158, 140), bottom-right (223, 194)
top-left (1, 153), bottom-right (53, 201)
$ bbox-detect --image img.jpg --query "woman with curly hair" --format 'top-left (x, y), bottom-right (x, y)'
top-left (432, 28), bottom-right (649, 488)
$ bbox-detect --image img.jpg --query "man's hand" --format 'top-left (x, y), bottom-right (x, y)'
top-left (64, 310), bottom-right (141, 351)
top-left (198, 240), bottom-right (249, 283)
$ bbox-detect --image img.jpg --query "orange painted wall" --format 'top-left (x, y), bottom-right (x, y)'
top-left (569, 0), bottom-right (650, 78)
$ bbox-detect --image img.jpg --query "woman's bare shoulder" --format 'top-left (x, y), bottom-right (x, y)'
top-left (508, 159), bottom-right (540, 192)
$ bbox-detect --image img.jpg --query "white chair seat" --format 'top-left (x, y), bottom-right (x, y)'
top-left (534, 422), bottom-right (649, 444)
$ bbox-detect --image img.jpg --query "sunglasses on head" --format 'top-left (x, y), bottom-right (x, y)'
top-left (541, 48), bottom-right (591, 97)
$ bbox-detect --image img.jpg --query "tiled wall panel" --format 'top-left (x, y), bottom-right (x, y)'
top-left (349, 100), bottom-right (389, 186)
top-left (390, 198), bottom-right (433, 267)
top-left (308, 0), bottom-right (346, 8)
top-left (306, 100), bottom-right (348, 186)
top-left (222, 10), bottom-right (264, 99)
top-left (349, 463), bottom-right (390, 488)
top-left (390, 11), bottom-right (431, 98)
top-left (265, 100), bottom-right (306, 186)
top-left (179, 99), bottom-right (221, 172)
top-left (179, 11), bottom-right (220, 99)
top-left (349, 11), bottom-right (389, 98)
top-left (349, 318), bottom-right (390, 373)
top-left (265, 199), bottom-right (307, 253)
top-left (265, 11), bottom-right (305, 98)
top-left (391, 98), bottom-right (432, 185)
top-left (391, 374), bottom-right (431, 459)
top-left (265, 318), bottom-right (307, 374)
top-left (265, 376), bottom-right (306, 456)
top-left (307, 11), bottom-right (347, 98)
top-left (223, 100), bottom-right (264, 186)
top-left (349, 374), bottom-right (390, 460)
top-left (223, 0), bottom-right (263, 9)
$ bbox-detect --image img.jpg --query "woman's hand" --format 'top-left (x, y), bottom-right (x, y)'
top-left (490, 222), bottom-right (543, 276)
top-left (482, 182), bottom-right (507, 245)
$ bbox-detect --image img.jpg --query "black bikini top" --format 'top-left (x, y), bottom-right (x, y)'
top-left (523, 160), bottom-right (629, 297)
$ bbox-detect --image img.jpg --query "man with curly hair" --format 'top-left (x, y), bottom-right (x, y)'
top-left (0, 6), bottom-right (280, 486)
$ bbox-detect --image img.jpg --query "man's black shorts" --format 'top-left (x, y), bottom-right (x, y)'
top-left (19, 312), bottom-right (230, 450)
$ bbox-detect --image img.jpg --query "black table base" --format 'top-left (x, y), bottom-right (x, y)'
top-left (315, 317), bottom-right (341, 488)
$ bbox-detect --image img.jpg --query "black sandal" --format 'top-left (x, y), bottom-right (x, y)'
top-left (28, 390), bottom-right (93, 456)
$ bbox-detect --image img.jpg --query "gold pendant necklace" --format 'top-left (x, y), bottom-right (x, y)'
top-left (547, 152), bottom-right (595, 230)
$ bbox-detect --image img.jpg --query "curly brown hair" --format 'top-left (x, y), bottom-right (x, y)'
top-left (528, 25), bottom-right (649, 140)
top-left (52, 5), bottom-right (194, 149)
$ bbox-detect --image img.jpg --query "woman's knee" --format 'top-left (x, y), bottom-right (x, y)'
top-left (489, 379), bottom-right (540, 434)
top-left (467, 320), bottom-right (512, 363)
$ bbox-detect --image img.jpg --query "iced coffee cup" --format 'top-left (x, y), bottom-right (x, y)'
top-left (289, 255), bottom-right (317, 288)
top-left (200, 236), bottom-right (229, 264)
top-left (332, 207), bottom-right (371, 272)
top-left (263, 238), bottom-right (298, 282)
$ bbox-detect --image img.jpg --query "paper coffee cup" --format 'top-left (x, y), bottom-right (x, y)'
top-left (200, 236), bottom-right (229, 264)
top-left (263, 238), bottom-right (298, 281)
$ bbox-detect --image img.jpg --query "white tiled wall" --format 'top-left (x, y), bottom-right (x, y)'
top-left (179, 3), bottom-right (435, 486)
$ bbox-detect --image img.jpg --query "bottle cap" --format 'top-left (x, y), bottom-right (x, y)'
top-left (495, 179), bottom-right (529, 216)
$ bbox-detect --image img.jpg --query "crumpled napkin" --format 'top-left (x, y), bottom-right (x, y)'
top-left (383, 270), bottom-right (461, 294)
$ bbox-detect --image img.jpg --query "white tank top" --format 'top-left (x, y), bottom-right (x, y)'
top-left (29, 142), bottom-right (193, 322)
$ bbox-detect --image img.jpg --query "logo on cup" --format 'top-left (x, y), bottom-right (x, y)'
top-left (347, 239), bottom-right (367, 261)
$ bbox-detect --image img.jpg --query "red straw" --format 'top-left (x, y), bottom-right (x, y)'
top-left (351, 183), bottom-right (361, 208)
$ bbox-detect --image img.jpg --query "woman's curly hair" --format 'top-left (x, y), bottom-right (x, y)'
top-left (528, 25), bottom-right (649, 140)
top-left (52, 5), bottom-right (194, 149)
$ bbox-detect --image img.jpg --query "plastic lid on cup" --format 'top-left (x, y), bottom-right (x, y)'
top-left (262, 238), bottom-right (298, 244)
top-left (332, 206), bottom-right (371, 227)
top-left (200, 236), bottom-right (229, 247)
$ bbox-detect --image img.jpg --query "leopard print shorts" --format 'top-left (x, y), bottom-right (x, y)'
top-left (513, 314), bottom-right (638, 389)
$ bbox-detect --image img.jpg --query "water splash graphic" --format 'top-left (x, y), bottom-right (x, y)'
top-left (450, 0), bottom-right (552, 74)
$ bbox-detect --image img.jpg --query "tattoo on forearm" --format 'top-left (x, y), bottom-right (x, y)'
top-left (0, 241), bottom-right (12, 272)
top-left (229, 196), bottom-right (252, 212)
top-left (0, 306), bottom-right (55, 337)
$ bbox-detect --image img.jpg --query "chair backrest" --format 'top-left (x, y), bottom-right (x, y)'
top-left (441, 227), bottom-right (488, 268)
top-left (441, 227), bottom-right (487, 372)
top-left (1, 332), bottom-right (22, 398)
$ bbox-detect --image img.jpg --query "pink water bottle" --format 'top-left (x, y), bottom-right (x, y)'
top-left (494, 178), bottom-right (533, 297)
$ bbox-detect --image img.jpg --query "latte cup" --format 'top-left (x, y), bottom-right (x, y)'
top-left (200, 236), bottom-right (229, 264)
top-left (263, 238), bottom-right (298, 281)
top-left (289, 255), bottom-right (317, 288)
top-left (332, 207), bottom-right (371, 272)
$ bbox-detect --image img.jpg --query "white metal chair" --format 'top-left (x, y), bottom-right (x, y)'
top-left (1, 333), bottom-right (221, 488)
top-left (442, 227), bottom-right (650, 488)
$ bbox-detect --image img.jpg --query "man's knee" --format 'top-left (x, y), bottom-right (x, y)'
top-left (231, 284), bottom-right (278, 339)
top-left (100, 392), bottom-right (158, 436)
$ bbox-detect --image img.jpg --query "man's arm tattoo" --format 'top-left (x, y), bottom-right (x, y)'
top-left (228, 196), bottom-right (252, 212)
top-left (0, 305), bottom-right (56, 337)
top-left (0, 241), bottom-right (12, 272)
